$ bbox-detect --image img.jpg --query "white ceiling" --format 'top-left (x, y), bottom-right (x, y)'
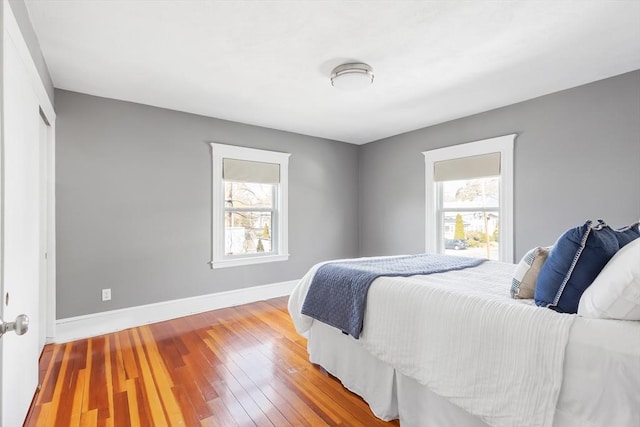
top-left (25, 1), bottom-right (640, 145)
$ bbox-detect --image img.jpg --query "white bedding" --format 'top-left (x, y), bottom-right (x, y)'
top-left (308, 317), bottom-right (640, 427)
top-left (289, 260), bottom-right (577, 427)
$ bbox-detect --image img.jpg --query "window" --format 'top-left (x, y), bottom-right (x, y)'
top-left (210, 143), bottom-right (290, 268)
top-left (423, 134), bottom-right (515, 262)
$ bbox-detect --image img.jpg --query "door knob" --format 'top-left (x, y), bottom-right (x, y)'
top-left (0, 314), bottom-right (29, 338)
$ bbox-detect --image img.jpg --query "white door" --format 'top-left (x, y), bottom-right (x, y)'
top-left (0, 22), bottom-right (43, 426)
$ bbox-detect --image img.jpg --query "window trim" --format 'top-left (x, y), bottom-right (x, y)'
top-left (423, 134), bottom-right (515, 262)
top-left (209, 143), bottom-right (291, 269)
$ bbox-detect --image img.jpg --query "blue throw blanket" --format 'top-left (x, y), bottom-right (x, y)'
top-left (301, 254), bottom-right (486, 339)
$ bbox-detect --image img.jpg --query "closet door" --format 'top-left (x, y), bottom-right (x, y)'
top-left (0, 19), bottom-right (42, 427)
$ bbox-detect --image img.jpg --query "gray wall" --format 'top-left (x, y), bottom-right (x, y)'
top-left (55, 90), bottom-right (359, 318)
top-left (56, 71), bottom-right (640, 318)
top-left (358, 70), bottom-right (640, 261)
top-left (7, 0), bottom-right (54, 104)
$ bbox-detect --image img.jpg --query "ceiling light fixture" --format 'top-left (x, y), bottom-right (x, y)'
top-left (330, 62), bottom-right (374, 90)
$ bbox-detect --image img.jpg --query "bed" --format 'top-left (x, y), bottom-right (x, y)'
top-left (288, 256), bottom-right (640, 427)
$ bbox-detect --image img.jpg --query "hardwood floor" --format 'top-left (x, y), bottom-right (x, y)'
top-left (25, 297), bottom-right (399, 426)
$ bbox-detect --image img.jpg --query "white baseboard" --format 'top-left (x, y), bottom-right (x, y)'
top-left (54, 280), bottom-right (298, 343)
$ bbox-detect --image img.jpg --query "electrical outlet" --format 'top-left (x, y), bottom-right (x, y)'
top-left (102, 288), bottom-right (112, 302)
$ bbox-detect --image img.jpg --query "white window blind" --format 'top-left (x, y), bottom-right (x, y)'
top-left (433, 152), bottom-right (501, 182)
top-left (223, 158), bottom-right (280, 184)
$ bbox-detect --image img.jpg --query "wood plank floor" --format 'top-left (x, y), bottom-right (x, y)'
top-left (25, 297), bottom-right (399, 426)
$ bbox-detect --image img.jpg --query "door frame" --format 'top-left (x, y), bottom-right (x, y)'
top-left (1, 0), bottom-right (56, 419)
top-left (40, 109), bottom-right (56, 342)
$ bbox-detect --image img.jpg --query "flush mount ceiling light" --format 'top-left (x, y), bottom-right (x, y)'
top-left (330, 62), bottom-right (374, 90)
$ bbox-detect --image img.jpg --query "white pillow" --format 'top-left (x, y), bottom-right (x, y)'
top-left (578, 238), bottom-right (640, 320)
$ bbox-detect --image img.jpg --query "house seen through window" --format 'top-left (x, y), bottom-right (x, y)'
top-left (224, 181), bottom-right (275, 255)
top-left (439, 176), bottom-right (500, 260)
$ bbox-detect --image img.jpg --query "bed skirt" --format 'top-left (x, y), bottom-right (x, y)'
top-left (308, 319), bottom-right (640, 427)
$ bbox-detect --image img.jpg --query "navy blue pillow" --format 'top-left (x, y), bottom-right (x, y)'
top-left (535, 220), bottom-right (620, 313)
top-left (613, 221), bottom-right (640, 247)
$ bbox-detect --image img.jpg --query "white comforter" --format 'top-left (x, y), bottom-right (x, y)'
top-left (289, 260), bottom-right (576, 427)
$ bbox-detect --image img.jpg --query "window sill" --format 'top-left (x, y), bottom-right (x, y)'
top-left (210, 254), bottom-right (290, 269)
